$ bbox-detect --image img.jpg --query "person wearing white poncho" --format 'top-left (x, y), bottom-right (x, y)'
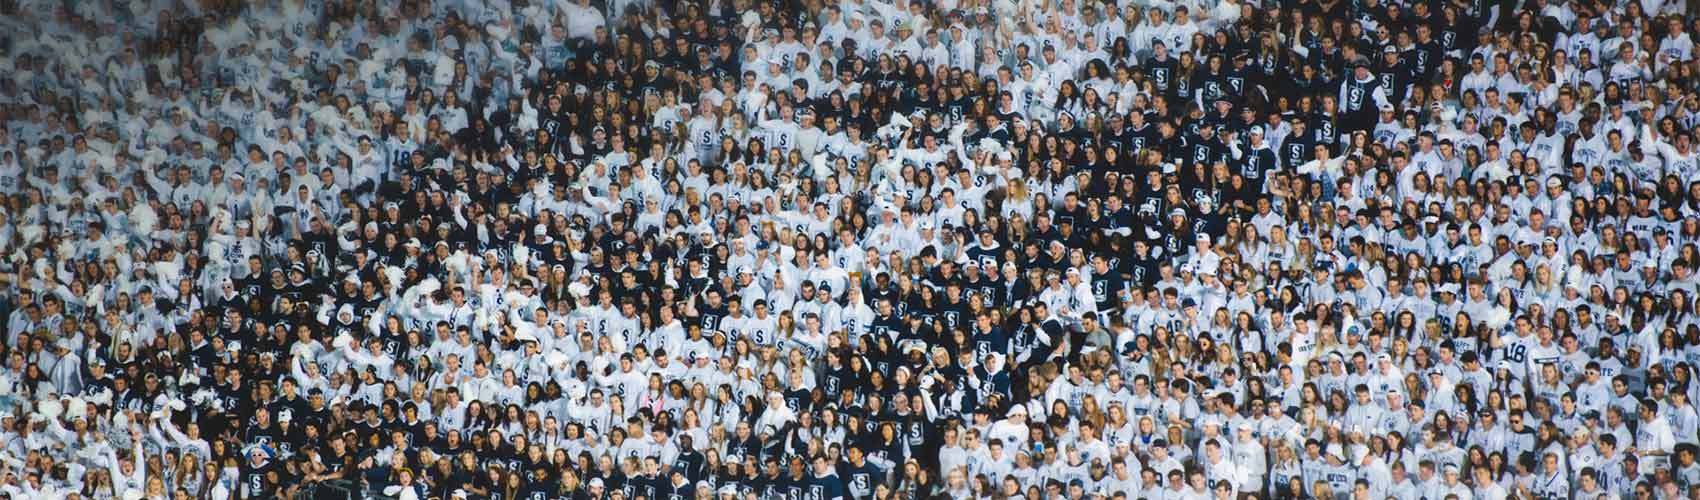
top-left (755, 390), bottom-right (797, 438)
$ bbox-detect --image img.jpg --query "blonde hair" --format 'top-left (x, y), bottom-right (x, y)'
top-left (1007, 179), bottom-right (1029, 199)
top-left (1311, 481), bottom-right (1334, 500)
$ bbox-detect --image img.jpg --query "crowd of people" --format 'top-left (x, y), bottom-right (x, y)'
top-left (2, 0), bottom-right (1700, 498)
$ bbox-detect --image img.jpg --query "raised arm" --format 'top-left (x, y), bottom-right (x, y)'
top-left (316, 299), bottom-right (334, 325)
